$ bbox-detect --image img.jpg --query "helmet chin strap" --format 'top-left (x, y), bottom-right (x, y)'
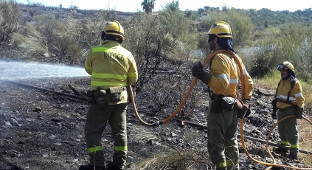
top-left (282, 69), bottom-right (295, 80)
top-left (282, 76), bottom-right (289, 80)
top-left (101, 31), bottom-right (107, 41)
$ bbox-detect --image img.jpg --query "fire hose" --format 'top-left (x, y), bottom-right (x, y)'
top-left (128, 50), bottom-right (312, 169)
top-left (263, 115), bottom-right (312, 169)
top-left (240, 115), bottom-right (312, 170)
top-left (127, 50), bottom-right (221, 126)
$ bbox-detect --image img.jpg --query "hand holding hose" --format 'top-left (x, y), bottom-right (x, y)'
top-left (271, 98), bottom-right (277, 119)
top-left (191, 62), bottom-right (211, 84)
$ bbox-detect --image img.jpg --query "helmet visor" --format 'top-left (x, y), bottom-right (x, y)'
top-left (277, 64), bottom-right (287, 71)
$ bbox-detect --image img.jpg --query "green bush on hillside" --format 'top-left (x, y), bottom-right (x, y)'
top-left (124, 9), bottom-right (198, 93)
top-left (0, 0), bottom-right (19, 44)
top-left (12, 14), bottom-right (81, 63)
top-left (249, 23), bottom-right (312, 80)
top-left (12, 13), bottom-right (108, 64)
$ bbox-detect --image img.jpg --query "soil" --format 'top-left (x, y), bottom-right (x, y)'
top-left (0, 76), bottom-right (311, 170)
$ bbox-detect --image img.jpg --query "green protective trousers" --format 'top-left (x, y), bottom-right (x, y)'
top-left (277, 106), bottom-right (299, 155)
top-left (84, 103), bottom-right (128, 169)
top-left (207, 107), bottom-right (239, 170)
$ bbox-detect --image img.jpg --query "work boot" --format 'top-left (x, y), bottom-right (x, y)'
top-left (289, 149), bottom-right (298, 160)
top-left (79, 164), bottom-right (105, 170)
top-left (106, 161), bottom-right (123, 170)
top-left (274, 146), bottom-right (288, 156)
top-left (289, 153), bottom-right (298, 160)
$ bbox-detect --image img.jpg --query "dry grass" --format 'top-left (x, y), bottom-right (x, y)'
top-left (131, 150), bottom-right (212, 170)
top-left (298, 118), bottom-right (312, 166)
top-left (253, 71), bottom-right (281, 90)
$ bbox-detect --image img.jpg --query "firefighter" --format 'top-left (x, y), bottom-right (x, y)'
top-left (79, 21), bottom-right (138, 170)
top-left (192, 21), bottom-right (253, 170)
top-left (272, 61), bottom-right (304, 160)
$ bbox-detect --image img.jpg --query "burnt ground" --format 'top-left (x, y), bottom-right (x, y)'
top-left (0, 77), bottom-right (311, 170)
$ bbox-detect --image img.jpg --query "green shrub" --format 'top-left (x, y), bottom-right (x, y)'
top-left (123, 11), bottom-right (197, 93)
top-left (12, 12), bottom-right (108, 64)
top-left (0, 0), bottom-right (19, 44)
top-left (12, 23), bottom-right (48, 59)
top-left (248, 23), bottom-right (312, 80)
top-left (249, 49), bottom-right (274, 78)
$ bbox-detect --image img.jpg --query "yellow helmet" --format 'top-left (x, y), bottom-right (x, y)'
top-left (104, 21), bottom-right (125, 40)
top-left (208, 21), bottom-right (232, 38)
top-left (277, 61), bottom-right (295, 72)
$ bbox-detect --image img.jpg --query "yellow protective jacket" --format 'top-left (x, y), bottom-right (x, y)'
top-left (85, 40), bottom-right (138, 104)
top-left (208, 52), bottom-right (253, 100)
top-left (276, 78), bottom-right (305, 109)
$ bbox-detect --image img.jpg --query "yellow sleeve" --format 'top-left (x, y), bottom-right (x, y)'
top-left (127, 54), bottom-right (138, 85)
top-left (84, 52), bottom-right (92, 75)
top-left (294, 81), bottom-right (305, 108)
top-left (208, 54), bottom-right (230, 91)
top-left (238, 58), bottom-right (253, 100)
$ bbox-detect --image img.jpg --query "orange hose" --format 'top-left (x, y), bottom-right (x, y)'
top-left (128, 85), bottom-right (155, 126)
top-left (265, 115), bottom-right (312, 169)
top-left (128, 50), bottom-right (224, 126)
top-left (240, 115), bottom-right (312, 169)
top-left (129, 49), bottom-right (312, 169)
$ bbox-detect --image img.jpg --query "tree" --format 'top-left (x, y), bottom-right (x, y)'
top-left (165, 0), bottom-right (180, 12)
top-left (264, 19), bottom-right (269, 28)
top-left (141, 0), bottom-right (155, 13)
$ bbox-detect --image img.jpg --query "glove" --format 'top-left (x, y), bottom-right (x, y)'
top-left (191, 62), bottom-right (211, 84)
top-left (192, 61), bottom-right (203, 77)
top-left (271, 98), bottom-right (277, 119)
top-left (272, 109), bottom-right (277, 119)
top-left (237, 104), bottom-right (248, 118)
top-left (296, 107), bottom-right (304, 119)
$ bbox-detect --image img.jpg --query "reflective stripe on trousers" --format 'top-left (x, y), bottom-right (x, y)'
top-left (207, 108), bottom-right (239, 170)
top-left (114, 146), bottom-right (127, 151)
top-left (85, 103), bottom-right (128, 168)
top-left (88, 146), bottom-right (103, 153)
top-left (277, 106), bottom-right (299, 147)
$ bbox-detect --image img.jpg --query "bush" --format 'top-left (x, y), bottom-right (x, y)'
top-left (248, 23), bottom-right (312, 80)
top-left (122, 12), bottom-right (200, 122)
top-left (12, 12), bottom-right (110, 64)
top-left (0, 0), bottom-right (19, 44)
top-left (294, 25), bottom-right (312, 81)
top-left (123, 11), bottom-right (198, 94)
top-left (13, 14), bottom-right (81, 63)
top-left (249, 47), bottom-right (274, 78)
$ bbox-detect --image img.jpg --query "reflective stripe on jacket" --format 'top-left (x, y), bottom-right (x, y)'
top-left (208, 52), bottom-right (253, 99)
top-left (276, 78), bottom-right (305, 109)
top-left (84, 40), bottom-right (138, 104)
